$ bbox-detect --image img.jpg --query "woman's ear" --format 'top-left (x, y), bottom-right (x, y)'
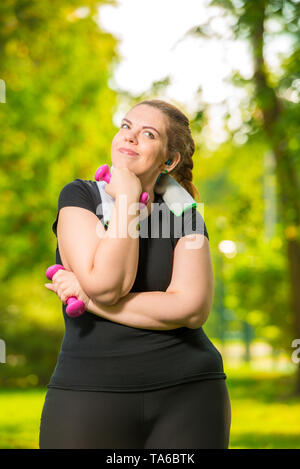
top-left (169, 151), bottom-right (181, 171)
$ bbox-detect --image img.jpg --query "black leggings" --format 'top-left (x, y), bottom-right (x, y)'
top-left (39, 379), bottom-right (231, 449)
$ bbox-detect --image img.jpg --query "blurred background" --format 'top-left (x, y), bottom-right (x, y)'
top-left (0, 0), bottom-right (300, 449)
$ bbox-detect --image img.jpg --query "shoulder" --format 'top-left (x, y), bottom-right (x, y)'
top-left (151, 195), bottom-right (209, 248)
top-left (173, 205), bottom-right (209, 245)
top-left (52, 179), bottom-right (100, 236)
top-left (59, 178), bottom-right (94, 194)
top-left (57, 178), bottom-right (98, 205)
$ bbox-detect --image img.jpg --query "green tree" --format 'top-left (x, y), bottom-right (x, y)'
top-left (0, 0), bottom-right (119, 385)
top-left (183, 0), bottom-right (300, 392)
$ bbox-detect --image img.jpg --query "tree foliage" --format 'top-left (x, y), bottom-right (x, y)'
top-left (0, 0), bottom-right (119, 386)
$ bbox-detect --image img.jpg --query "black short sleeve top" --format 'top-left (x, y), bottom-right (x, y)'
top-left (48, 178), bottom-right (226, 392)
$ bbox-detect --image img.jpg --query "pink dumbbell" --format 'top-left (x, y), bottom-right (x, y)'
top-left (45, 264), bottom-right (85, 318)
top-left (95, 164), bottom-right (150, 207)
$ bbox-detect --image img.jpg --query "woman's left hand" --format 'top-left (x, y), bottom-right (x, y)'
top-left (45, 269), bottom-right (91, 310)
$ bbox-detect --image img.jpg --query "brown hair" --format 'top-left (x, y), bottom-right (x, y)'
top-left (132, 99), bottom-right (201, 202)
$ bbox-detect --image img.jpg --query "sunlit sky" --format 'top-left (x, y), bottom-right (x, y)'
top-left (97, 0), bottom-right (252, 104)
top-left (92, 0), bottom-right (292, 144)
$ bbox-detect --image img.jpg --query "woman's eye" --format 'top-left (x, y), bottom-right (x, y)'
top-left (120, 123), bottom-right (154, 139)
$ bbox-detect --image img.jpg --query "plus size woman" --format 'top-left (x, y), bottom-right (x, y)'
top-left (40, 99), bottom-right (231, 449)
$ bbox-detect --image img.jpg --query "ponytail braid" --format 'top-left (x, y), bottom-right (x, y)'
top-left (170, 140), bottom-right (201, 202)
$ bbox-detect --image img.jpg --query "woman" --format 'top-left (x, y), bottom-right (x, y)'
top-left (40, 99), bottom-right (231, 449)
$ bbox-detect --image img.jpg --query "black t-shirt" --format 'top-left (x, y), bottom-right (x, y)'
top-left (48, 178), bottom-right (226, 392)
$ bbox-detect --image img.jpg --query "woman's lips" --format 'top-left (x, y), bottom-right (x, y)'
top-left (119, 148), bottom-right (139, 156)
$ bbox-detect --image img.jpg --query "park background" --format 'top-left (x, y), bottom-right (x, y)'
top-left (0, 0), bottom-right (300, 449)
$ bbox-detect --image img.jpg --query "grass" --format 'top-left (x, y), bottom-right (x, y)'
top-left (0, 364), bottom-right (299, 449)
top-left (225, 365), bottom-right (300, 449)
top-left (0, 388), bottom-right (46, 449)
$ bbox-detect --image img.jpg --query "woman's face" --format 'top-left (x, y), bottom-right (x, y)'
top-left (111, 104), bottom-right (169, 179)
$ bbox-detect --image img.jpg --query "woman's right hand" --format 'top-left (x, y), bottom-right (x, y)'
top-left (45, 269), bottom-right (91, 310)
top-left (105, 167), bottom-right (142, 200)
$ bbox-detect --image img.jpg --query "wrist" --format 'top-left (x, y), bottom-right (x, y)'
top-left (115, 190), bottom-right (141, 203)
top-left (115, 193), bottom-right (141, 217)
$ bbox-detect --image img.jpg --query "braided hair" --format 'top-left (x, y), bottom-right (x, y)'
top-left (132, 99), bottom-right (201, 202)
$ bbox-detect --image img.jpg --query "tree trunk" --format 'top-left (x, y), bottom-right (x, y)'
top-left (251, 2), bottom-right (300, 394)
top-left (287, 240), bottom-right (300, 394)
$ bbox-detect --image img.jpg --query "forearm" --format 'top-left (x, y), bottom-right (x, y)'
top-left (86, 290), bottom-right (192, 331)
top-left (90, 193), bottom-right (140, 302)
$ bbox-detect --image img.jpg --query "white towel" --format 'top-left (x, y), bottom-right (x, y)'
top-left (154, 172), bottom-right (197, 216)
top-left (95, 165), bottom-right (197, 225)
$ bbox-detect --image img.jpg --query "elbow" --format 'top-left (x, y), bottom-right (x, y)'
top-left (91, 289), bottom-right (121, 306)
top-left (187, 307), bottom-right (210, 329)
top-left (85, 274), bottom-right (121, 306)
top-left (187, 292), bottom-right (213, 329)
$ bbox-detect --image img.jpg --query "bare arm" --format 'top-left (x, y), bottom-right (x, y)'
top-left (86, 291), bottom-right (192, 331)
top-left (86, 233), bottom-right (213, 329)
top-left (57, 193), bottom-right (140, 306)
top-left (90, 192), bottom-right (141, 303)
top-left (51, 232), bottom-right (213, 329)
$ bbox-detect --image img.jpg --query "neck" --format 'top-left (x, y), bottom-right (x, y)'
top-left (137, 170), bottom-right (161, 216)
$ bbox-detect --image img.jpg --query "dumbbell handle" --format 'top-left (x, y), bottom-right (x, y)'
top-left (95, 164), bottom-right (150, 207)
top-left (45, 264), bottom-right (85, 318)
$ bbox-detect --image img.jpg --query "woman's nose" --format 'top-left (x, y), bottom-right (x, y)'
top-left (125, 131), bottom-right (137, 143)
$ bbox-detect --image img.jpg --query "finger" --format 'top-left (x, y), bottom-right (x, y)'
top-left (45, 283), bottom-right (55, 291)
top-left (58, 289), bottom-right (68, 305)
top-left (54, 280), bottom-right (67, 290)
top-left (61, 289), bottom-right (72, 304)
top-left (52, 269), bottom-right (66, 282)
top-left (61, 295), bottom-right (67, 305)
top-left (52, 270), bottom-right (61, 282)
top-left (52, 278), bottom-right (67, 290)
top-left (57, 287), bottom-right (63, 300)
top-left (64, 288), bottom-right (75, 300)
